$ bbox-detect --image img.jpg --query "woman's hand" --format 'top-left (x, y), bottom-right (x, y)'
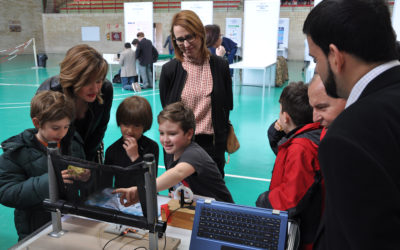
top-left (112, 187), bottom-right (139, 207)
top-left (123, 137), bottom-right (139, 162)
top-left (216, 45), bottom-right (226, 57)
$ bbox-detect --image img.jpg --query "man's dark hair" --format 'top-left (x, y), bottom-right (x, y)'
top-left (279, 81), bottom-right (313, 126)
top-left (136, 32), bottom-right (144, 38)
top-left (124, 42), bottom-right (131, 49)
top-left (303, 0), bottom-right (397, 63)
top-left (132, 39), bottom-right (139, 45)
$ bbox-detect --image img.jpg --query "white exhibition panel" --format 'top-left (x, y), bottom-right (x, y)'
top-left (393, 0), bottom-right (400, 41)
top-left (181, 1), bottom-right (213, 25)
top-left (124, 2), bottom-right (153, 43)
top-left (278, 18), bottom-right (289, 49)
top-left (242, 0), bottom-right (280, 86)
top-left (314, 0), bottom-right (323, 6)
top-left (225, 18), bottom-right (242, 47)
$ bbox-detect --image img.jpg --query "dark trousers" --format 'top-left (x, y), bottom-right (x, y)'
top-left (195, 134), bottom-right (226, 178)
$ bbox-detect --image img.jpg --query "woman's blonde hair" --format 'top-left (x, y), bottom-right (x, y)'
top-left (170, 10), bottom-right (210, 62)
top-left (59, 44), bottom-right (108, 104)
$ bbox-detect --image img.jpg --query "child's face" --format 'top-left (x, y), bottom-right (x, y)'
top-left (158, 120), bottom-right (192, 157)
top-left (35, 117), bottom-right (71, 143)
top-left (76, 78), bottom-right (102, 103)
top-left (120, 124), bottom-right (143, 141)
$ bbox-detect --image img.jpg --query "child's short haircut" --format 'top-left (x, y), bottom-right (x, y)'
top-left (116, 96), bottom-right (153, 132)
top-left (279, 81), bottom-right (313, 126)
top-left (157, 102), bottom-right (195, 133)
top-left (31, 90), bottom-right (75, 126)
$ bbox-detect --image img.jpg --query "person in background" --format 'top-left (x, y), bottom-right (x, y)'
top-left (0, 91), bottom-right (86, 241)
top-left (119, 42), bottom-right (140, 92)
top-left (159, 10), bottom-right (233, 177)
top-left (163, 35), bottom-right (174, 55)
top-left (135, 32), bottom-right (158, 89)
top-left (100, 96), bottom-right (159, 188)
top-left (113, 102), bottom-right (233, 205)
top-left (257, 82), bottom-right (323, 250)
top-left (303, 0), bottom-right (400, 248)
top-left (221, 36), bottom-right (238, 76)
top-left (205, 24), bottom-right (226, 57)
top-left (37, 44), bottom-right (113, 163)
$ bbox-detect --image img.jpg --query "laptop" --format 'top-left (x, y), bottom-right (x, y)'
top-left (190, 199), bottom-right (288, 250)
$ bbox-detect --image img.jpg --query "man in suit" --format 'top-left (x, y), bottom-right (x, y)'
top-left (303, 0), bottom-right (400, 249)
top-left (135, 32), bottom-right (158, 89)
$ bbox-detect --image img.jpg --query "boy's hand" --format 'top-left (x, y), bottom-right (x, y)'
top-left (61, 169), bottom-right (74, 184)
top-left (274, 120), bottom-right (283, 132)
top-left (123, 137), bottom-right (139, 162)
top-left (112, 187), bottom-right (139, 207)
top-left (61, 169), bottom-right (91, 183)
top-left (75, 169), bottom-right (91, 182)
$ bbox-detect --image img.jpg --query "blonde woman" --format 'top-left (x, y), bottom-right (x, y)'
top-left (38, 44), bottom-right (113, 162)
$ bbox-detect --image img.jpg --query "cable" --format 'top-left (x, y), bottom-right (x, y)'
top-left (133, 247), bottom-right (147, 250)
top-left (103, 233), bottom-right (124, 250)
top-left (103, 228), bottom-right (134, 249)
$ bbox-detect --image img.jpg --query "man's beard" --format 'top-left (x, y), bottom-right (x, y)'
top-left (324, 62), bottom-right (339, 98)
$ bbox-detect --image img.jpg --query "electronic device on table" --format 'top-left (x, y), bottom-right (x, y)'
top-left (43, 143), bottom-right (165, 250)
top-left (189, 199), bottom-right (288, 250)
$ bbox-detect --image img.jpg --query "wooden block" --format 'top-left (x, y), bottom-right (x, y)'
top-left (161, 199), bottom-right (196, 230)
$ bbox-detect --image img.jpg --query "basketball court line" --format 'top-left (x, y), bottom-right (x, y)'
top-left (157, 165), bottom-right (270, 182)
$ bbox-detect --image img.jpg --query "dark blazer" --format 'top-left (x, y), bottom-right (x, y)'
top-left (136, 38), bottom-right (158, 65)
top-left (159, 54), bottom-right (233, 145)
top-left (315, 65), bottom-right (400, 249)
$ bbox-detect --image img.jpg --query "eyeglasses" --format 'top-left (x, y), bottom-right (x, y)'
top-left (174, 34), bottom-right (196, 44)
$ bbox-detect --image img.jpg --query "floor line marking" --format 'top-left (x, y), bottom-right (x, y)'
top-left (0, 105), bottom-right (30, 110)
top-left (157, 165), bottom-right (270, 182)
top-left (0, 83), bottom-right (40, 87)
top-left (0, 102), bottom-right (30, 105)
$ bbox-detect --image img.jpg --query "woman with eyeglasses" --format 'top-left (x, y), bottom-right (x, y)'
top-left (205, 24), bottom-right (226, 58)
top-left (159, 10), bottom-right (233, 178)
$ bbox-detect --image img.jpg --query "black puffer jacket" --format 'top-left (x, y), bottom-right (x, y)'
top-left (0, 129), bottom-right (85, 240)
top-left (37, 76), bottom-right (113, 161)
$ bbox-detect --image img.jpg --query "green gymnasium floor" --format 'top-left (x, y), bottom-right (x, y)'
top-left (0, 54), bottom-right (303, 249)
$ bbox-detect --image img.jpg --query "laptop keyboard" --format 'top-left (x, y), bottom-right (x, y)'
top-left (197, 206), bottom-right (281, 249)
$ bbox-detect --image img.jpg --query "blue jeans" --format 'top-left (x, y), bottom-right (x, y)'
top-left (121, 76), bottom-right (134, 90)
top-left (138, 64), bottom-right (152, 88)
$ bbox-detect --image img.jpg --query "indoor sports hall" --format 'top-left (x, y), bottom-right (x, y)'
top-left (0, 50), bottom-right (303, 247)
top-left (1, 0), bottom-right (398, 249)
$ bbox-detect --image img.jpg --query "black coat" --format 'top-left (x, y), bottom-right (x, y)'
top-left (136, 38), bottom-right (158, 66)
top-left (315, 65), bottom-right (400, 249)
top-left (37, 76), bottom-right (113, 161)
top-left (159, 54), bottom-right (233, 145)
